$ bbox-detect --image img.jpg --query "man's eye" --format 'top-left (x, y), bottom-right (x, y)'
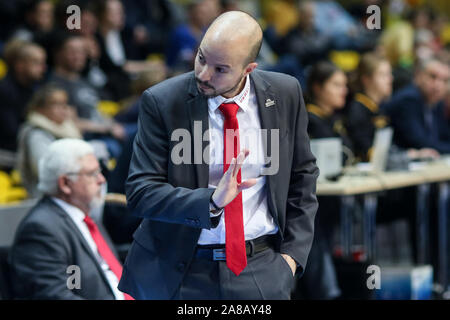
top-left (216, 67), bottom-right (226, 73)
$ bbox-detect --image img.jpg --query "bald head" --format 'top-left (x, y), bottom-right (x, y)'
top-left (194, 11), bottom-right (262, 98)
top-left (203, 11), bottom-right (263, 66)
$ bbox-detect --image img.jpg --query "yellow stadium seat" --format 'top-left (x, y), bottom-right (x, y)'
top-left (97, 100), bottom-right (122, 117)
top-left (0, 59), bottom-right (7, 80)
top-left (441, 23), bottom-right (450, 45)
top-left (0, 171), bottom-right (12, 189)
top-left (9, 169), bottom-right (22, 186)
top-left (5, 187), bottom-right (27, 204)
top-left (0, 171), bottom-right (12, 204)
top-left (329, 51), bottom-right (361, 72)
top-left (0, 170), bottom-right (28, 204)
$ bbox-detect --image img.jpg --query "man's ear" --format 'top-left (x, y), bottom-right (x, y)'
top-left (244, 62), bottom-right (258, 76)
top-left (57, 175), bottom-right (72, 195)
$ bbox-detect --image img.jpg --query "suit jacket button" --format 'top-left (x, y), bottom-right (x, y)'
top-left (177, 262), bottom-right (186, 272)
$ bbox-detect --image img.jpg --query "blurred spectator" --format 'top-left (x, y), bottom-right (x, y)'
top-left (0, 1), bottom-right (24, 48)
top-left (9, 138), bottom-right (129, 300)
top-left (17, 85), bottom-right (82, 197)
top-left (312, 0), bottom-right (377, 51)
top-left (12, 0), bottom-right (54, 41)
top-left (280, 1), bottom-right (332, 66)
top-left (409, 7), bottom-right (444, 64)
top-left (94, 0), bottom-right (166, 101)
top-left (306, 61), bottom-right (352, 151)
top-left (11, 0), bottom-right (56, 58)
top-left (384, 57), bottom-right (450, 154)
top-left (379, 17), bottom-right (415, 91)
top-left (47, 32), bottom-right (126, 158)
top-left (114, 66), bottom-right (168, 135)
top-left (346, 53), bottom-right (392, 161)
top-left (166, 0), bottom-right (220, 72)
top-left (123, 0), bottom-right (178, 58)
top-left (73, 2), bottom-right (109, 93)
top-left (94, 0), bottom-right (131, 101)
top-left (296, 61), bottom-right (350, 300)
top-left (379, 6), bottom-right (448, 92)
top-left (0, 40), bottom-right (46, 152)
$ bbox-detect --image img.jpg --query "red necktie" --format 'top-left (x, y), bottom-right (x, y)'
top-left (219, 102), bottom-right (247, 276)
top-left (84, 215), bottom-right (134, 300)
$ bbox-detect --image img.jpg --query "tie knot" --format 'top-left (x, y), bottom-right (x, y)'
top-left (219, 103), bottom-right (239, 119)
top-left (83, 215), bottom-right (96, 229)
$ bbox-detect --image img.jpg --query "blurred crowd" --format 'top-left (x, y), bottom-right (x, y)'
top-left (0, 0), bottom-right (449, 300)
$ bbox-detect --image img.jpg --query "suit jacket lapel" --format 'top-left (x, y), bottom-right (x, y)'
top-left (44, 197), bottom-right (116, 294)
top-left (186, 74), bottom-right (210, 188)
top-left (250, 70), bottom-right (281, 222)
top-left (250, 71), bottom-right (280, 161)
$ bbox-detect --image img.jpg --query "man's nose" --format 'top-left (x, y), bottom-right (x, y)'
top-left (197, 65), bottom-right (212, 82)
top-left (98, 173), bottom-right (106, 184)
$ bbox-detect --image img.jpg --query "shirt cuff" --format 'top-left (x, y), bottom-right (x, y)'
top-left (209, 202), bottom-right (224, 217)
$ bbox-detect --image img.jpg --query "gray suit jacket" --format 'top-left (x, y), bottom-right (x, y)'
top-left (119, 69), bottom-right (319, 299)
top-left (9, 196), bottom-right (118, 300)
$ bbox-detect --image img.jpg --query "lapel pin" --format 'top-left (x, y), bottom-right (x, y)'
top-left (265, 98), bottom-right (275, 107)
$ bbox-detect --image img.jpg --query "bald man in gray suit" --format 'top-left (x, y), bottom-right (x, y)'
top-left (119, 11), bottom-right (319, 300)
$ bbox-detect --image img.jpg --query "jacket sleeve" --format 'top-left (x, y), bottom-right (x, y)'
top-left (125, 90), bottom-right (215, 229)
top-left (395, 101), bottom-right (450, 154)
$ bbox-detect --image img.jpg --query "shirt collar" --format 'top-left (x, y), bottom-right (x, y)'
top-left (208, 75), bottom-right (251, 113)
top-left (51, 197), bottom-right (86, 223)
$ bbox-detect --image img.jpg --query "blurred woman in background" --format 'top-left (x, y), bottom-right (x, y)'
top-left (346, 53), bottom-right (392, 162)
top-left (294, 61), bottom-right (350, 300)
top-left (306, 60), bottom-right (353, 153)
top-left (17, 85), bottom-right (81, 197)
top-left (347, 52), bottom-right (439, 163)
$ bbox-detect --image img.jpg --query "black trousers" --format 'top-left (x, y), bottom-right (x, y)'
top-left (172, 247), bottom-right (295, 300)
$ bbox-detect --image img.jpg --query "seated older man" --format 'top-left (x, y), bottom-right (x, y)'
top-left (384, 58), bottom-right (450, 155)
top-left (9, 139), bottom-right (132, 300)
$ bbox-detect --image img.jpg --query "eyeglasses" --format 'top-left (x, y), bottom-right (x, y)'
top-left (66, 168), bottom-right (102, 179)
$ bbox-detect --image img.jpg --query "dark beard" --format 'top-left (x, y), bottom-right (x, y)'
top-left (196, 75), bottom-right (246, 98)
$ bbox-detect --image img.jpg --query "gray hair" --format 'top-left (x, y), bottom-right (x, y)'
top-left (415, 57), bottom-right (447, 74)
top-left (37, 138), bottom-right (95, 195)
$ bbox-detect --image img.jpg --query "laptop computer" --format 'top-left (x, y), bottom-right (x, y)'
top-left (310, 137), bottom-right (343, 181)
top-left (370, 127), bottom-right (394, 173)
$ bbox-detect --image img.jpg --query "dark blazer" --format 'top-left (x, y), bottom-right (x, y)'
top-left (346, 93), bottom-right (390, 161)
top-left (9, 196), bottom-right (118, 300)
top-left (306, 103), bottom-right (353, 151)
top-left (0, 73), bottom-right (35, 151)
top-left (119, 69), bottom-right (319, 299)
top-left (383, 84), bottom-right (450, 153)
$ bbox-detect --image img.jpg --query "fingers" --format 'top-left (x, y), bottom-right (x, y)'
top-left (232, 149), bottom-right (250, 178)
top-left (238, 178), bottom-right (258, 192)
top-left (225, 157), bottom-right (236, 176)
top-left (232, 152), bottom-right (244, 177)
top-left (225, 149), bottom-right (251, 181)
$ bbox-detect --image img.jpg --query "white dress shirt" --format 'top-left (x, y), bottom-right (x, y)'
top-left (197, 75), bottom-right (278, 245)
top-left (51, 197), bottom-right (125, 300)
